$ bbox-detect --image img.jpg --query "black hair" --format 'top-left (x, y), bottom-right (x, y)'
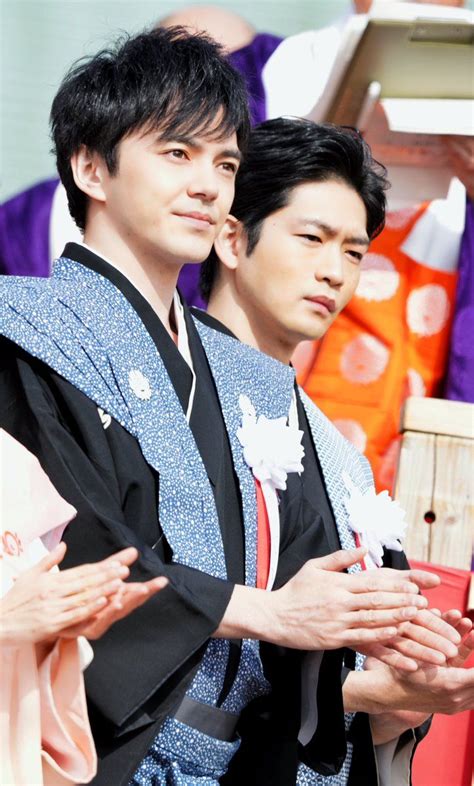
top-left (50, 26), bottom-right (250, 230)
top-left (200, 117), bottom-right (389, 301)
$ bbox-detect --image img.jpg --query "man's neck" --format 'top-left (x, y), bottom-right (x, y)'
top-left (208, 283), bottom-right (295, 365)
top-left (83, 223), bottom-right (179, 336)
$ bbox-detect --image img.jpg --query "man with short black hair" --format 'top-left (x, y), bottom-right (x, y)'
top-left (201, 117), bottom-right (474, 786)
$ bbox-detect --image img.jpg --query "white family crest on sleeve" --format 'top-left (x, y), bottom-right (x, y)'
top-left (129, 369), bottom-right (152, 401)
top-left (342, 471), bottom-right (407, 569)
top-left (97, 407), bottom-right (112, 430)
top-left (236, 394), bottom-right (305, 491)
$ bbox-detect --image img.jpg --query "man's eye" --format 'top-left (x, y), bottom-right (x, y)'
top-left (347, 250), bottom-right (363, 262)
top-left (219, 162), bottom-right (238, 174)
top-left (166, 149), bottom-right (187, 160)
top-left (298, 234), bottom-right (321, 243)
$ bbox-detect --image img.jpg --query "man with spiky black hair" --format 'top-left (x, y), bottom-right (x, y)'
top-left (200, 117), bottom-right (474, 786)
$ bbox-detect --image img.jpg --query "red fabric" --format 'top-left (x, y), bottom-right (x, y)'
top-left (409, 560), bottom-right (474, 786)
top-left (353, 532), bottom-right (367, 570)
top-left (255, 479), bottom-right (271, 590)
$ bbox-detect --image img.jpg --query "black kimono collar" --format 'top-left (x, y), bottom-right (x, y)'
top-left (61, 242), bottom-right (193, 414)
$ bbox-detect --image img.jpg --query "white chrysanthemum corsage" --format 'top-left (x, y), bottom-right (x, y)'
top-left (342, 471), bottom-right (407, 570)
top-left (237, 394), bottom-right (304, 489)
top-left (237, 394), bottom-right (304, 590)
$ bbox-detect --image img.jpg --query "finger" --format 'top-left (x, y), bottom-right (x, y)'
top-left (383, 634), bottom-right (448, 666)
top-left (30, 542), bottom-right (67, 576)
top-left (350, 570), bottom-right (425, 596)
top-left (120, 588), bottom-right (154, 615)
top-left (116, 578), bottom-right (168, 611)
top-left (54, 595), bottom-right (109, 633)
top-left (349, 591), bottom-right (427, 612)
top-left (461, 629), bottom-right (474, 651)
top-left (131, 577), bottom-right (169, 596)
top-left (102, 547), bottom-right (139, 568)
top-left (449, 630), bottom-right (474, 667)
top-left (313, 547), bottom-right (367, 573)
top-left (60, 609), bottom-right (114, 640)
top-left (358, 643), bottom-right (419, 673)
top-left (144, 576), bottom-right (168, 593)
top-left (70, 585), bottom-right (154, 640)
top-left (83, 608), bottom-right (120, 639)
top-left (351, 606), bottom-right (423, 629)
top-left (396, 614), bottom-right (461, 662)
top-left (106, 585), bottom-right (147, 612)
top-left (345, 626), bottom-right (398, 647)
top-left (412, 609), bottom-right (462, 646)
top-left (55, 563), bottom-right (130, 598)
top-left (441, 609), bottom-right (463, 626)
top-left (63, 578), bottom-right (126, 609)
top-left (452, 617), bottom-right (473, 640)
top-left (404, 569), bottom-right (440, 590)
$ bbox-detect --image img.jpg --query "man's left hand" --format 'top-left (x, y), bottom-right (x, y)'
top-left (358, 607), bottom-right (468, 671)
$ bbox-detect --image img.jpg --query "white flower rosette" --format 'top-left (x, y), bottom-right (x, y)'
top-left (342, 471), bottom-right (407, 570)
top-left (237, 395), bottom-right (304, 588)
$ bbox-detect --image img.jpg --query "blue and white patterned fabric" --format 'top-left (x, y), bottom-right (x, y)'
top-left (297, 390), bottom-right (373, 786)
top-left (130, 718), bottom-right (241, 785)
top-left (0, 257), bottom-right (296, 785)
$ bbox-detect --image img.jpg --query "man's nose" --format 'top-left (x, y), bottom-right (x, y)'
top-left (314, 246), bottom-right (344, 287)
top-left (187, 163), bottom-right (219, 201)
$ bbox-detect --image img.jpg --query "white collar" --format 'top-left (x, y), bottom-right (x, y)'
top-left (172, 291), bottom-right (196, 422)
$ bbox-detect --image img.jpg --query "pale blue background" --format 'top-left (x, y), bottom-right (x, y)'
top-left (1, 0), bottom-right (472, 199)
top-left (0, 0), bottom-right (349, 199)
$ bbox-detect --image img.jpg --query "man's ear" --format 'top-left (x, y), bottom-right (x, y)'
top-left (214, 215), bottom-right (247, 272)
top-left (70, 145), bottom-right (107, 203)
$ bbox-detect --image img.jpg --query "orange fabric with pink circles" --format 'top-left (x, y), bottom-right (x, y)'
top-left (299, 203), bottom-right (458, 492)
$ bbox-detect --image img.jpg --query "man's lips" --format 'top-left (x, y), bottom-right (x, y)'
top-left (174, 212), bottom-right (216, 227)
top-left (305, 296), bottom-right (337, 315)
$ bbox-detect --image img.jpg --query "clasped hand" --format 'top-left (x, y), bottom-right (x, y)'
top-left (0, 542), bottom-right (167, 645)
top-left (273, 548), bottom-right (461, 670)
top-left (364, 611), bottom-right (474, 743)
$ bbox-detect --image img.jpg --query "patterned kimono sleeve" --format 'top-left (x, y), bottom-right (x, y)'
top-left (0, 337), bottom-right (234, 735)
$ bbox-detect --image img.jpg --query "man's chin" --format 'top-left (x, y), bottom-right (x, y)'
top-left (164, 245), bottom-right (214, 268)
top-left (295, 321), bottom-right (331, 343)
top-left (177, 240), bottom-right (215, 266)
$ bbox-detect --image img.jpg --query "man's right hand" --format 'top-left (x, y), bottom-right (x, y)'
top-left (215, 548), bottom-right (444, 653)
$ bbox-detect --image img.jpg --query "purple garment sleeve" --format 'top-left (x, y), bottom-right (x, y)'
top-left (0, 177), bottom-right (58, 277)
top-left (177, 264), bottom-right (207, 310)
top-left (229, 33), bottom-right (283, 126)
top-left (445, 197), bottom-right (474, 404)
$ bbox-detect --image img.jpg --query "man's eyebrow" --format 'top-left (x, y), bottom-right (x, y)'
top-left (157, 134), bottom-right (242, 161)
top-left (298, 218), bottom-right (369, 246)
top-left (219, 148), bottom-right (243, 162)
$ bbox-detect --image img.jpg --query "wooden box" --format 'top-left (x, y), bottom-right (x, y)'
top-left (395, 396), bottom-right (474, 572)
